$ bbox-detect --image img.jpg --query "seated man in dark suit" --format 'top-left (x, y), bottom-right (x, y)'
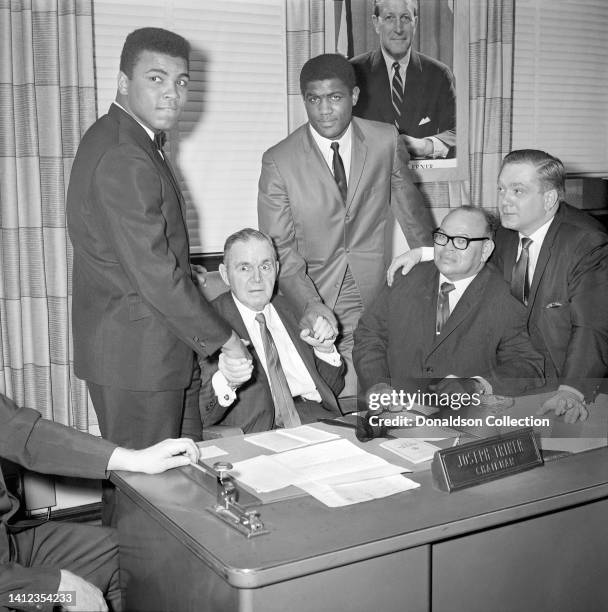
top-left (354, 207), bottom-right (544, 406)
top-left (351, 0), bottom-right (456, 159)
top-left (0, 393), bottom-right (199, 612)
top-left (197, 229), bottom-right (345, 434)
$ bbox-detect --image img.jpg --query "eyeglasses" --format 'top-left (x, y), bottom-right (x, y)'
top-left (432, 230), bottom-right (490, 250)
top-left (379, 14), bottom-right (414, 26)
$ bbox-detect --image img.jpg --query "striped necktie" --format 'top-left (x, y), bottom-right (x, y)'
top-left (436, 282), bottom-right (456, 335)
top-left (330, 141), bottom-right (348, 202)
top-left (391, 61), bottom-right (404, 129)
top-left (510, 237), bottom-right (533, 305)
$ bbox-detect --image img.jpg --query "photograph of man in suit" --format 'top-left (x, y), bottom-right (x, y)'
top-left (193, 229), bottom-right (344, 435)
top-left (354, 207), bottom-right (544, 404)
top-left (258, 52), bottom-right (433, 407)
top-left (351, 0), bottom-right (456, 159)
top-left (66, 27), bottom-right (249, 452)
top-left (1, 392), bottom-right (199, 612)
top-left (388, 150), bottom-right (608, 423)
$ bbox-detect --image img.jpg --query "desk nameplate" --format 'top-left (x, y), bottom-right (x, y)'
top-left (431, 427), bottom-right (543, 492)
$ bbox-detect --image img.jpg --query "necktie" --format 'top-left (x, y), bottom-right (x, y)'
top-left (330, 142), bottom-right (348, 202)
top-left (255, 313), bottom-right (301, 428)
top-left (391, 61), bottom-right (403, 129)
top-left (510, 237), bottom-right (533, 305)
top-left (154, 131), bottom-right (167, 152)
top-left (436, 282), bottom-right (456, 335)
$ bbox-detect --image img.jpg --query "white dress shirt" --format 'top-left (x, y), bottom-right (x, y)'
top-left (516, 215), bottom-right (555, 281)
top-left (309, 123), bottom-right (352, 183)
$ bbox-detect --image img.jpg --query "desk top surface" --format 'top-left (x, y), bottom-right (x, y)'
top-left (113, 394), bottom-right (608, 588)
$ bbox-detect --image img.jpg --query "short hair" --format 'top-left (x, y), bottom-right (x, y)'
top-left (373, 0), bottom-right (418, 18)
top-left (300, 54), bottom-right (357, 94)
top-left (120, 28), bottom-right (190, 78)
top-left (442, 205), bottom-right (499, 239)
top-left (223, 228), bottom-right (276, 264)
top-left (501, 149), bottom-right (566, 202)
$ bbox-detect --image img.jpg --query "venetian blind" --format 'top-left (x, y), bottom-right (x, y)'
top-left (512, 0), bottom-right (608, 175)
top-left (93, 0), bottom-right (288, 253)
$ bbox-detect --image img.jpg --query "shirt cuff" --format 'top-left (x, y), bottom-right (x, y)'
top-left (211, 371), bottom-right (236, 407)
top-left (428, 136), bottom-right (449, 159)
top-left (314, 346), bottom-right (342, 367)
top-left (558, 384), bottom-right (585, 402)
top-left (420, 246), bottom-right (434, 262)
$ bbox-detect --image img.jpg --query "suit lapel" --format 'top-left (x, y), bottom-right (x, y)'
top-left (403, 51), bottom-right (423, 120)
top-left (346, 119), bottom-right (368, 212)
top-left (369, 49), bottom-right (395, 124)
top-left (302, 126), bottom-right (345, 205)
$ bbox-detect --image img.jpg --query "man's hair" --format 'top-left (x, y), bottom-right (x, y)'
top-left (300, 54), bottom-right (357, 94)
top-left (223, 228), bottom-right (276, 264)
top-left (444, 205), bottom-right (499, 239)
top-left (120, 28), bottom-right (190, 78)
top-left (373, 0), bottom-right (418, 18)
top-left (501, 149), bottom-right (566, 202)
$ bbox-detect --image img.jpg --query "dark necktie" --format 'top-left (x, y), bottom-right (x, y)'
top-left (255, 313), bottom-right (301, 428)
top-left (436, 282), bottom-right (456, 335)
top-left (330, 141), bottom-right (348, 202)
top-left (510, 237), bottom-right (533, 305)
top-left (391, 61), bottom-right (403, 129)
top-left (154, 130), bottom-right (167, 152)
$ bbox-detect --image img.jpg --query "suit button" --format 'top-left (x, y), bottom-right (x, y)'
top-left (345, 214), bottom-right (350, 221)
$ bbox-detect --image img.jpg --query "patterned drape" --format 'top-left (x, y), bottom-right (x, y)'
top-left (286, 0), bottom-right (326, 132)
top-left (0, 0), bottom-right (96, 430)
top-left (469, 0), bottom-right (514, 208)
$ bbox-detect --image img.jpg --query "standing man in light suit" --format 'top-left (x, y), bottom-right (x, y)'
top-left (258, 53), bottom-right (433, 407)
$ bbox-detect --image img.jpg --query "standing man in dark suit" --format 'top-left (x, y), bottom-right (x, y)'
top-left (0, 392), bottom-right (199, 612)
top-left (258, 53), bottom-right (433, 407)
top-left (354, 207), bottom-right (544, 402)
top-left (194, 229), bottom-right (344, 434)
top-left (387, 150), bottom-right (608, 422)
top-left (67, 28), bottom-right (249, 452)
top-left (351, 0), bottom-right (456, 159)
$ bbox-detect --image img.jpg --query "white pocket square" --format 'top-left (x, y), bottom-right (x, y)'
top-left (419, 116), bottom-right (431, 125)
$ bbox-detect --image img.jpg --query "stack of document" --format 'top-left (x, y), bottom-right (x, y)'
top-left (232, 434), bottom-right (419, 508)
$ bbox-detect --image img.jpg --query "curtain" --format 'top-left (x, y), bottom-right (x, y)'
top-left (469, 0), bottom-right (514, 208)
top-left (0, 0), bottom-right (96, 430)
top-left (285, 0), bottom-right (326, 132)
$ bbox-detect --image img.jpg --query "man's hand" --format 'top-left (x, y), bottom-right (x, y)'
top-left (429, 378), bottom-right (483, 409)
top-left (300, 302), bottom-right (338, 340)
top-left (191, 264), bottom-right (208, 289)
top-left (107, 438), bottom-right (201, 474)
top-left (218, 352), bottom-right (253, 387)
top-left (221, 330), bottom-right (252, 361)
top-left (59, 569), bottom-right (107, 611)
top-left (300, 316), bottom-right (337, 352)
top-left (386, 248), bottom-right (423, 286)
top-left (538, 390), bottom-right (588, 423)
top-left (401, 134), bottom-right (433, 159)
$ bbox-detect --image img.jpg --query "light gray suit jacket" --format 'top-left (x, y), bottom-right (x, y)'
top-left (258, 117), bottom-right (433, 312)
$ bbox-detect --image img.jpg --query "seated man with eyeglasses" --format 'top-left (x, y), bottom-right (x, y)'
top-left (353, 206), bottom-right (544, 406)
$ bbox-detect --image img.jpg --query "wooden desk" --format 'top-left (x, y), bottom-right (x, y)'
top-left (113, 403), bottom-right (608, 612)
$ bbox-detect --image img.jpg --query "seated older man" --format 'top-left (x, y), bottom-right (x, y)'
top-left (0, 393), bottom-right (199, 612)
top-left (195, 229), bottom-right (345, 434)
top-left (353, 206), bottom-right (544, 406)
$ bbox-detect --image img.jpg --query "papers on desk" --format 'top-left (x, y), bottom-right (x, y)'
top-left (381, 438), bottom-right (440, 464)
top-left (232, 438), bottom-right (420, 507)
top-left (244, 425), bottom-right (339, 452)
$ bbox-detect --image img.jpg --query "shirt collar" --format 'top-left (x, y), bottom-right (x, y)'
top-left (520, 214), bottom-right (556, 247)
top-left (438, 271), bottom-right (478, 294)
top-left (380, 46), bottom-right (411, 76)
top-left (112, 101), bottom-right (156, 141)
top-left (309, 122), bottom-right (352, 152)
top-left (231, 293), bottom-right (272, 326)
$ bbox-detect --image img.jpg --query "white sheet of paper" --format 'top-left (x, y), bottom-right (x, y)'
top-left (244, 425), bottom-right (339, 453)
top-left (231, 455), bottom-right (299, 493)
top-left (197, 445), bottom-right (228, 460)
top-left (381, 438), bottom-right (440, 463)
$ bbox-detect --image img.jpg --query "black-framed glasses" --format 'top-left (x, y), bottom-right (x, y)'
top-left (432, 230), bottom-right (490, 251)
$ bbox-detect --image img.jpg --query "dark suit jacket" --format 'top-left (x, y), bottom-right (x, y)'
top-left (67, 104), bottom-right (231, 391)
top-left (198, 293), bottom-right (345, 433)
top-left (258, 117), bottom-right (433, 312)
top-left (353, 262), bottom-right (545, 396)
top-left (492, 203), bottom-right (608, 399)
top-left (0, 394), bottom-right (116, 606)
top-left (351, 49), bottom-right (456, 155)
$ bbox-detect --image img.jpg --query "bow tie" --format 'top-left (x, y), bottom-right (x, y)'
top-left (154, 131), bottom-right (166, 151)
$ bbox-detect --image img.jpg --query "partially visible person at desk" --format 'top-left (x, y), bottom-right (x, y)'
top-left (388, 150), bottom-right (608, 423)
top-left (351, 0), bottom-right (456, 159)
top-left (192, 229), bottom-right (345, 435)
top-left (354, 207), bottom-right (544, 406)
top-left (258, 52), bottom-right (432, 404)
top-left (0, 392), bottom-right (199, 612)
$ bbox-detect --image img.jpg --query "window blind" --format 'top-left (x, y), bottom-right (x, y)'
top-left (93, 0), bottom-right (288, 253)
top-left (512, 0), bottom-right (608, 175)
